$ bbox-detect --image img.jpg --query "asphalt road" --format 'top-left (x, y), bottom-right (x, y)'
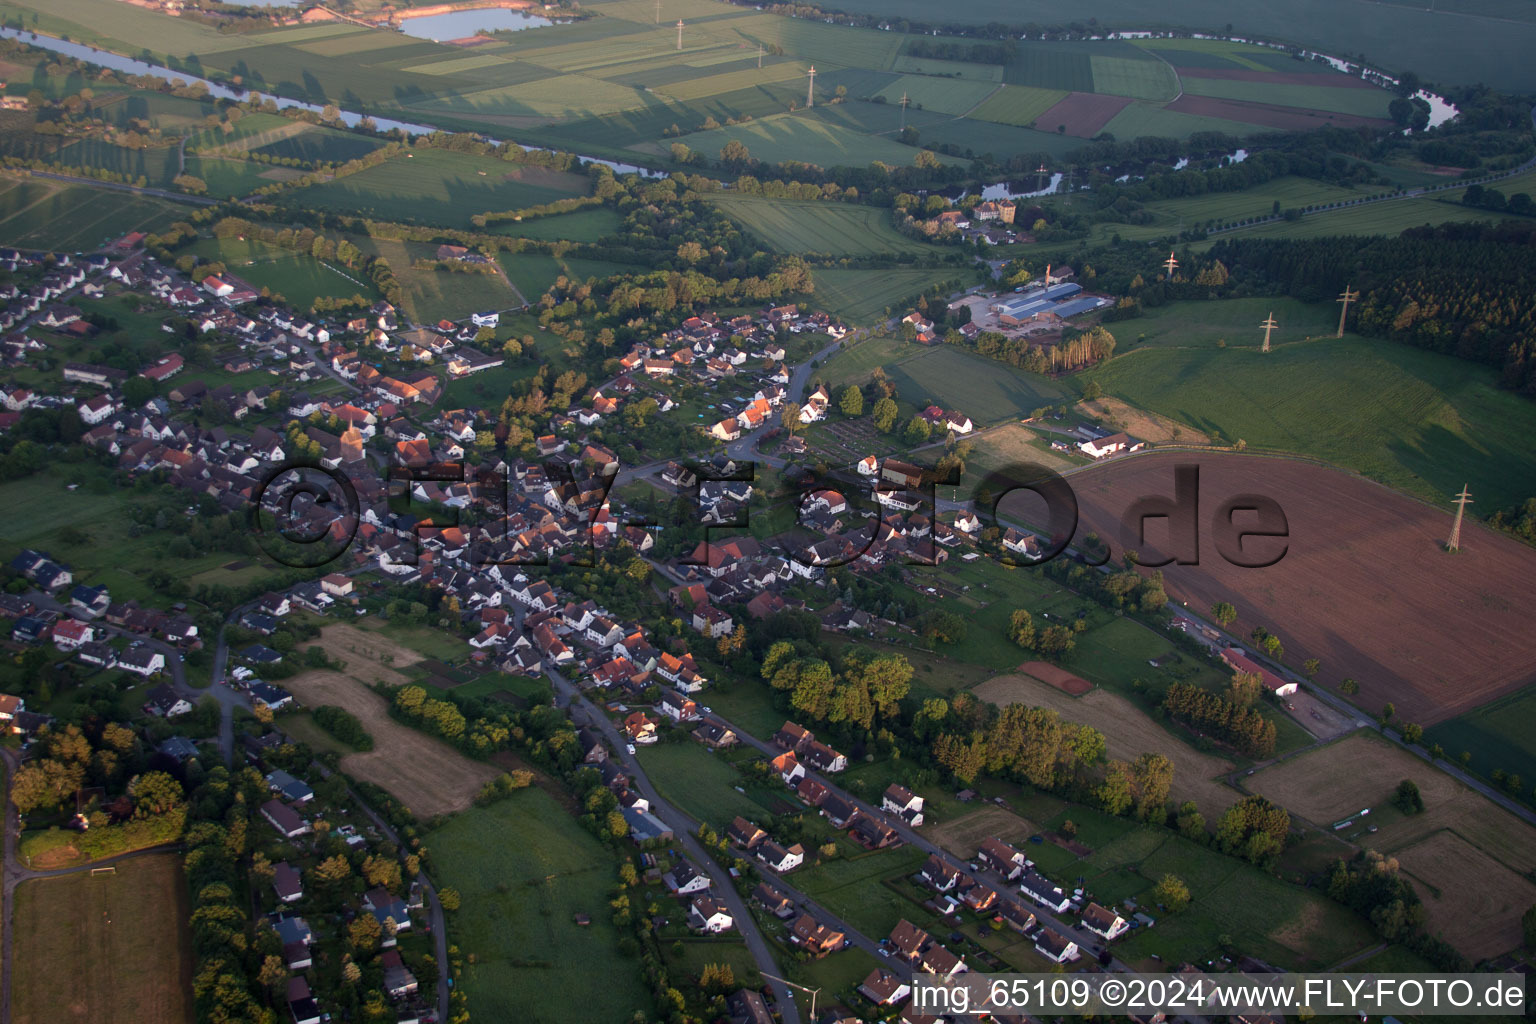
top-left (545, 668), bottom-right (803, 1024)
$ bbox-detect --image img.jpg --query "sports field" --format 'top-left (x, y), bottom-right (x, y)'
top-left (430, 792), bottom-right (653, 1024)
top-left (1079, 331), bottom-right (1536, 509)
top-left (13, 852), bottom-right (193, 1024)
top-left (283, 149), bottom-right (590, 226)
top-left (710, 195), bottom-right (937, 256)
top-left (0, 175), bottom-right (188, 251)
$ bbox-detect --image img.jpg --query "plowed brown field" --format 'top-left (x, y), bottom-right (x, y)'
top-left (1070, 452), bottom-right (1536, 724)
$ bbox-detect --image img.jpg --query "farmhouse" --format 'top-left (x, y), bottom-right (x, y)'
top-left (1220, 647), bottom-right (1299, 697)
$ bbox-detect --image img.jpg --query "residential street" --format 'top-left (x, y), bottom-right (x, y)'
top-left (545, 668), bottom-right (804, 1024)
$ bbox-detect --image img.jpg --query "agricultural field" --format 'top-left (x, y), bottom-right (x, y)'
top-left (430, 792), bottom-right (652, 1024)
top-left (967, 85), bottom-right (1070, 128)
top-left (808, 268), bottom-right (959, 323)
top-left (663, 114), bottom-right (947, 171)
top-left (974, 673), bottom-right (1241, 819)
top-left (357, 235), bottom-right (518, 323)
top-left (1428, 686), bottom-right (1536, 795)
top-left (186, 235), bottom-right (379, 310)
top-left (1104, 296), bottom-right (1342, 351)
top-left (12, 852), bottom-right (194, 1024)
top-left (284, 627), bottom-right (500, 817)
top-left (769, 0), bottom-right (1536, 94)
top-left (1247, 731), bottom-right (1536, 958)
top-left (1071, 452), bottom-right (1536, 727)
top-left (1218, 196), bottom-right (1511, 241)
top-left (710, 195), bottom-right (937, 257)
top-left (1074, 176), bottom-right (1382, 243)
top-left (491, 206), bottom-right (623, 242)
top-left (0, 175), bottom-right (188, 251)
top-left (1079, 327), bottom-right (1536, 509)
top-left (281, 148), bottom-right (591, 227)
top-left (881, 345), bottom-right (1068, 426)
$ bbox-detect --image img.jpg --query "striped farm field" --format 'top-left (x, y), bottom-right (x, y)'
top-left (1002, 47), bottom-right (1094, 91)
top-left (654, 63), bottom-right (807, 101)
top-left (403, 52), bottom-right (516, 76)
top-left (1089, 55), bottom-right (1180, 100)
top-left (810, 267), bottom-right (960, 323)
top-left (891, 56), bottom-right (1004, 81)
top-left (1101, 102), bottom-right (1270, 140)
top-left (709, 195), bottom-right (938, 256)
top-left (1180, 77), bottom-right (1395, 118)
top-left (677, 116), bottom-right (948, 171)
top-left (1129, 37), bottom-right (1276, 72)
top-left (873, 75), bottom-right (1000, 115)
top-left (966, 85), bottom-right (1070, 127)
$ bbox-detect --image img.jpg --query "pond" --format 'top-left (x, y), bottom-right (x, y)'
top-left (397, 8), bottom-right (553, 42)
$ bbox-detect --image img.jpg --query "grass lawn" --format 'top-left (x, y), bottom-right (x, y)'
top-left (429, 792), bottom-right (651, 1024)
top-left (633, 740), bottom-right (781, 828)
top-left (1078, 330), bottom-right (1536, 509)
top-left (793, 844), bottom-right (936, 940)
top-left (1072, 176), bottom-right (1378, 244)
top-left (12, 851), bottom-right (193, 1024)
top-left (355, 236), bottom-right (518, 322)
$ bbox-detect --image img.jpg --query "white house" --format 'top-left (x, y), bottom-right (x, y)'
top-left (470, 310), bottom-right (500, 328)
top-left (688, 895), bottom-right (734, 934)
top-left (1081, 902), bottom-right (1129, 941)
top-left (756, 841), bottom-right (805, 873)
top-left (1019, 870), bottom-right (1072, 913)
top-left (1034, 926), bottom-right (1079, 964)
top-left (663, 862), bottom-right (712, 895)
top-left (881, 784), bottom-right (925, 826)
top-left (1078, 432), bottom-right (1143, 459)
